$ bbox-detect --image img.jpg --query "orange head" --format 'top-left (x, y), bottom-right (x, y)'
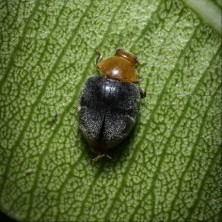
top-left (97, 49), bottom-right (139, 83)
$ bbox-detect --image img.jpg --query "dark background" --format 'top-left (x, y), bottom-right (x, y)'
top-left (0, 211), bottom-right (17, 222)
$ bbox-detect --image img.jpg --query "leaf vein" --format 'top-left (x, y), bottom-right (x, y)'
top-left (0, 0), bottom-right (41, 88)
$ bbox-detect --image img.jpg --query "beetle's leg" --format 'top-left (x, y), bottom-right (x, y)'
top-left (96, 50), bottom-right (103, 65)
top-left (140, 88), bottom-right (146, 98)
top-left (92, 154), bottom-right (104, 162)
top-left (92, 153), bottom-right (112, 162)
top-left (105, 154), bottom-right (112, 160)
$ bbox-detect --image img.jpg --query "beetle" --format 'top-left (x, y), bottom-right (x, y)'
top-left (78, 49), bottom-right (146, 160)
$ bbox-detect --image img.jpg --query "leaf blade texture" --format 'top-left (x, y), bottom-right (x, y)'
top-left (0, 0), bottom-right (221, 221)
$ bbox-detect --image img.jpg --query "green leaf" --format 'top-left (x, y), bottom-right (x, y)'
top-left (182, 0), bottom-right (222, 34)
top-left (0, 0), bottom-right (221, 221)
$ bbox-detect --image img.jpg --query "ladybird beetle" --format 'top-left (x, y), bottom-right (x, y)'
top-left (78, 49), bottom-right (146, 160)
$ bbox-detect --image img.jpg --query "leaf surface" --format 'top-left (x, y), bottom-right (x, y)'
top-left (0, 0), bottom-right (221, 221)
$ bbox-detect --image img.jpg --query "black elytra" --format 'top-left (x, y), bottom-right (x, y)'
top-left (78, 49), bottom-right (145, 159)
